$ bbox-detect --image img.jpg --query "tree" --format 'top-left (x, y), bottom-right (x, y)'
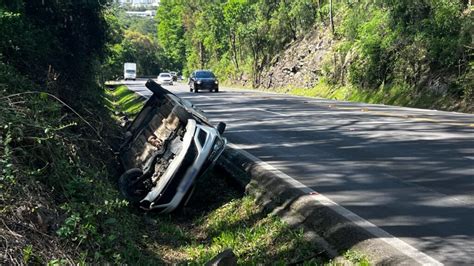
top-left (157, 0), bottom-right (186, 71)
top-left (329, 0), bottom-right (334, 34)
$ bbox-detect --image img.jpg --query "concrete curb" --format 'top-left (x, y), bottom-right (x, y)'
top-left (216, 146), bottom-right (424, 265)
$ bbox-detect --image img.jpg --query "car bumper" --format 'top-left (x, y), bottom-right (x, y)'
top-left (195, 83), bottom-right (218, 90)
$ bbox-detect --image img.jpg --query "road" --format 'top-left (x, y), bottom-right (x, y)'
top-left (126, 79), bottom-right (474, 264)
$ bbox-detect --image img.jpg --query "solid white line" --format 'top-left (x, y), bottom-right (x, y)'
top-left (228, 143), bottom-right (442, 266)
top-left (255, 108), bottom-right (289, 117)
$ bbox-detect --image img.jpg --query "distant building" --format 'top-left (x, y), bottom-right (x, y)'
top-left (125, 10), bottom-right (157, 18)
top-left (116, 0), bottom-right (160, 8)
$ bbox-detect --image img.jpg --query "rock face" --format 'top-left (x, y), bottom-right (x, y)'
top-left (260, 28), bottom-right (334, 90)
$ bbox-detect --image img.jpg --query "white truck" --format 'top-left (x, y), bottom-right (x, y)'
top-left (124, 63), bottom-right (137, 80)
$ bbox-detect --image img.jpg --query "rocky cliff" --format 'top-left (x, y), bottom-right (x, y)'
top-left (259, 28), bottom-right (334, 90)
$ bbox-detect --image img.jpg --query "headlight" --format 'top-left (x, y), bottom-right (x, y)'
top-left (215, 80), bottom-right (219, 84)
top-left (197, 80), bottom-right (202, 85)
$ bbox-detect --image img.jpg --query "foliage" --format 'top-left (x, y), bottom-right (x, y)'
top-left (102, 5), bottom-right (174, 79)
top-left (0, 1), bottom-right (108, 103)
top-left (156, 0), bottom-right (322, 83)
top-left (156, 0), bottom-right (186, 72)
top-left (155, 0), bottom-right (472, 106)
top-left (344, 250), bottom-right (370, 266)
top-left (336, 0), bottom-right (472, 97)
top-left (0, 90), bottom-right (128, 263)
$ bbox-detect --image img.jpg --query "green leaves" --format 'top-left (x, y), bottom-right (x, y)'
top-left (157, 0), bottom-right (186, 70)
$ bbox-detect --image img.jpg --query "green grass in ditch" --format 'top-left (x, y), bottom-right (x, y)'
top-left (105, 85), bottom-right (145, 119)
top-left (182, 195), bottom-right (322, 264)
top-left (133, 172), bottom-right (325, 264)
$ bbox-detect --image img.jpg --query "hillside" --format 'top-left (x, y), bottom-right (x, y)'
top-left (258, 3), bottom-right (473, 112)
top-left (156, 0), bottom-right (473, 112)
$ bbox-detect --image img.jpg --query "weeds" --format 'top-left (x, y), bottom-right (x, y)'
top-left (184, 196), bottom-right (322, 264)
top-left (344, 250), bottom-right (370, 266)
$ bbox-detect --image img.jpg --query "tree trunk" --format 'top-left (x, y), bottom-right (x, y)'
top-left (199, 42), bottom-right (204, 68)
top-left (329, 0), bottom-right (335, 34)
top-left (230, 32), bottom-right (239, 72)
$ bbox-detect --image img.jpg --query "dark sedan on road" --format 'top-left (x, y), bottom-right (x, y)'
top-left (189, 70), bottom-right (219, 93)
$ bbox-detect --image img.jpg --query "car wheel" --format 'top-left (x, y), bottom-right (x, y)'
top-left (119, 168), bottom-right (146, 204)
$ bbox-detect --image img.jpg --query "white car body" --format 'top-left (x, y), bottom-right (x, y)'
top-left (157, 73), bottom-right (173, 85)
top-left (142, 119), bottom-right (226, 212)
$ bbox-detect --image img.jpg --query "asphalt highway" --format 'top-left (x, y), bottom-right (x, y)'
top-left (125, 79), bottom-right (474, 264)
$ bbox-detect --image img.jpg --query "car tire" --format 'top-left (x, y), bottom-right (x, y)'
top-left (119, 168), bottom-right (146, 204)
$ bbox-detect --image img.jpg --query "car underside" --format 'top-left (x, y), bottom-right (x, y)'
top-left (118, 80), bottom-right (226, 213)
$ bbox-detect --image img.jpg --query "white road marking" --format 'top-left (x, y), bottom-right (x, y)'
top-left (201, 107), bottom-right (289, 117)
top-left (228, 143), bottom-right (442, 266)
top-left (255, 108), bottom-right (289, 117)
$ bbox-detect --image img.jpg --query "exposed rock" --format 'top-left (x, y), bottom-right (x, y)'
top-left (260, 27), bottom-right (334, 90)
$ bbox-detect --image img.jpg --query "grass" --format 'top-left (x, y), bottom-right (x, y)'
top-left (344, 250), bottom-right (370, 266)
top-left (273, 78), bottom-right (470, 112)
top-left (105, 85), bottom-right (145, 119)
top-left (182, 195), bottom-right (323, 264)
top-left (121, 174), bottom-right (325, 264)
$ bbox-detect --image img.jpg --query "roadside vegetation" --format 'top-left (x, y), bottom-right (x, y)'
top-left (105, 85), bottom-right (145, 119)
top-left (156, 0), bottom-right (473, 112)
top-left (102, 4), bottom-right (178, 80)
top-left (0, 0), bottom-right (328, 255)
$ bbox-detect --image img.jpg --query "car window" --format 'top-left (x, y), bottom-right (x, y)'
top-left (195, 71), bottom-right (215, 78)
top-left (159, 74), bottom-right (171, 77)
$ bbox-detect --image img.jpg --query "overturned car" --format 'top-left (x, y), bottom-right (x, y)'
top-left (118, 79), bottom-right (226, 213)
